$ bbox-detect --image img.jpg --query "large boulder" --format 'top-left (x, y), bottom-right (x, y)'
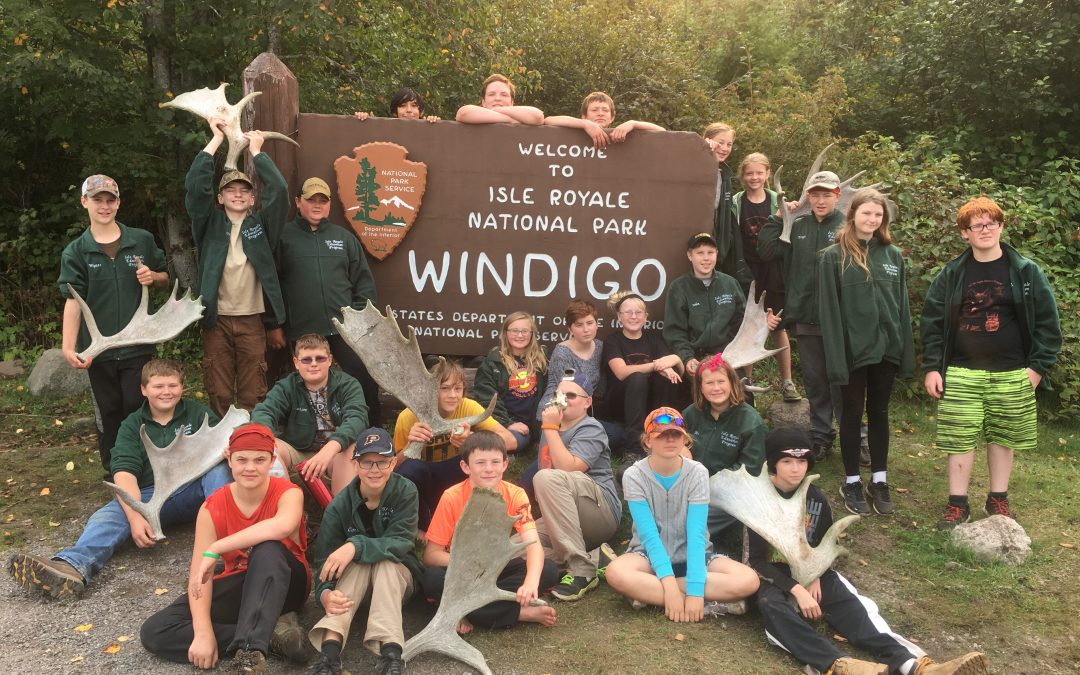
top-left (765, 398), bottom-right (811, 430)
top-left (951, 514), bottom-right (1031, 566)
top-left (26, 349), bottom-right (91, 398)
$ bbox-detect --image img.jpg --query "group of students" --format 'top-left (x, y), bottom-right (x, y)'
top-left (6, 73), bottom-right (1062, 675)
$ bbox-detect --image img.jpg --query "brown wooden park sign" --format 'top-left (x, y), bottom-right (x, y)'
top-left (244, 54), bottom-right (716, 356)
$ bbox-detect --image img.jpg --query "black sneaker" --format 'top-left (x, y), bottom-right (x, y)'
top-left (859, 442), bottom-right (871, 467)
top-left (985, 494), bottom-right (1014, 520)
top-left (376, 650), bottom-right (406, 675)
top-left (308, 652), bottom-right (342, 675)
top-left (551, 574), bottom-right (598, 601)
top-left (8, 553), bottom-right (85, 599)
top-left (597, 542), bottom-right (616, 580)
top-left (840, 481), bottom-right (870, 515)
top-left (811, 444), bottom-right (829, 463)
top-left (935, 502), bottom-right (971, 531)
top-left (865, 482), bottom-right (894, 515)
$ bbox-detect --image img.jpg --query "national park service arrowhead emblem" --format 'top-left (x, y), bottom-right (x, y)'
top-left (334, 142), bottom-right (427, 260)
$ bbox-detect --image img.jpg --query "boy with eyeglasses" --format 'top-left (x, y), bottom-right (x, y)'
top-left (188, 117), bottom-right (289, 417)
top-left (307, 427), bottom-right (421, 675)
top-left (921, 197), bottom-right (1061, 531)
top-left (252, 334), bottom-right (369, 496)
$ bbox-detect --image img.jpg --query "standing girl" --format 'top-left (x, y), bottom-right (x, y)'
top-left (681, 353), bottom-right (767, 542)
top-left (605, 407), bottom-right (759, 621)
top-left (472, 311), bottom-right (549, 452)
top-left (818, 188), bottom-right (914, 516)
top-left (732, 152), bottom-right (799, 400)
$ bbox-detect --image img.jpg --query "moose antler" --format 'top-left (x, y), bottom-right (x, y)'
top-left (104, 406), bottom-right (250, 540)
top-left (162, 83), bottom-right (300, 170)
top-left (332, 303), bottom-right (496, 459)
top-left (403, 487), bottom-right (548, 674)
top-left (710, 464), bottom-right (859, 587)
top-left (68, 281), bottom-right (204, 363)
top-left (772, 143), bottom-right (889, 243)
top-left (722, 281), bottom-right (787, 371)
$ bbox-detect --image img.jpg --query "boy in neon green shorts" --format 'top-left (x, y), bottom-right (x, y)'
top-left (921, 197), bottom-right (1061, 530)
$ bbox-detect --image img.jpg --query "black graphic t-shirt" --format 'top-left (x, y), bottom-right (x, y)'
top-left (502, 355), bottom-right (540, 424)
top-left (739, 194), bottom-right (773, 267)
top-left (304, 386), bottom-right (336, 453)
top-left (951, 255), bottom-right (1026, 371)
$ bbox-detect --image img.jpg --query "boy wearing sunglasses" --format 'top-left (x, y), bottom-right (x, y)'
top-left (307, 428), bottom-right (421, 675)
top-left (921, 197), bottom-right (1061, 531)
top-left (252, 333), bottom-right (370, 497)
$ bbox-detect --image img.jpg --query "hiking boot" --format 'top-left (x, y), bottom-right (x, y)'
top-left (377, 644), bottom-right (406, 675)
top-left (840, 481), bottom-right (871, 515)
top-left (830, 657), bottom-right (888, 675)
top-left (935, 502), bottom-right (971, 531)
top-left (308, 652), bottom-right (342, 675)
top-left (8, 553), bottom-right (85, 599)
top-left (230, 649), bottom-right (266, 675)
top-left (985, 494), bottom-right (1013, 519)
top-left (703, 599), bottom-right (747, 616)
top-left (811, 444), bottom-right (829, 463)
top-left (865, 482), bottom-right (895, 515)
top-left (597, 542), bottom-right (616, 580)
top-left (551, 574), bottom-right (598, 601)
top-left (859, 442), bottom-right (871, 467)
top-left (781, 379), bottom-right (802, 402)
top-left (269, 611), bottom-right (309, 664)
top-left (912, 652), bottom-right (990, 675)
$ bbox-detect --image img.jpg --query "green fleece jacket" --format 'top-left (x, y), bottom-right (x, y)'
top-left (251, 369), bottom-right (369, 451)
top-left (713, 163), bottom-right (751, 286)
top-left (110, 399), bottom-right (219, 487)
top-left (757, 209), bottom-right (844, 326)
top-left (313, 472), bottom-right (422, 598)
top-left (663, 270), bottom-right (746, 363)
top-left (58, 223), bottom-right (167, 361)
top-left (920, 243), bottom-right (1061, 385)
top-left (470, 347), bottom-right (548, 426)
top-left (186, 151), bottom-right (288, 328)
top-left (818, 239), bottom-right (915, 385)
top-left (682, 402), bottom-right (766, 476)
top-left (275, 217), bottom-right (377, 341)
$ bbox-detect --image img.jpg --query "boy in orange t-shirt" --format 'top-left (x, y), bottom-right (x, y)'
top-left (422, 430), bottom-right (560, 633)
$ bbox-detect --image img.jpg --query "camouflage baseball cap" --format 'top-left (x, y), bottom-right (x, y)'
top-left (218, 170), bottom-right (254, 192)
top-left (81, 175), bottom-right (119, 198)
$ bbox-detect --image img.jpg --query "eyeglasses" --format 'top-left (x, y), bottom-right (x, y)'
top-left (650, 413), bottom-right (684, 427)
top-left (297, 355), bottom-right (329, 365)
top-left (963, 221), bottom-right (1002, 232)
top-left (357, 459), bottom-right (393, 471)
top-left (619, 310), bottom-right (645, 317)
top-left (507, 328), bottom-right (532, 336)
top-left (562, 392), bottom-right (587, 401)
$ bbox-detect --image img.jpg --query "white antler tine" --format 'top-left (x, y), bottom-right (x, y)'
top-left (66, 284), bottom-right (103, 352)
top-left (803, 143), bottom-right (834, 190)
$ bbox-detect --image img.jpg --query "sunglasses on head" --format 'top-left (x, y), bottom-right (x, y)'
top-left (298, 355), bottom-right (329, 365)
top-left (650, 413), bottom-right (684, 427)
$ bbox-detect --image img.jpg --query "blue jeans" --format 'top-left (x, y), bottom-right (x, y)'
top-left (55, 462), bottom-right (232, 583)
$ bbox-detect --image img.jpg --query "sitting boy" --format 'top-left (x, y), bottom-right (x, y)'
top-left (252, 333), bottom-right (369, 496)
top-left (532, 371), bottom-right (621, 601)
top-left (8, 359), bottom-right (231, 599)
top-left (307, 428), bottom-right (422, 675)
top-left (544, 91), bottom-right (663, 148)
top-left (749, 427), bottom-right (989, 675)
top-left (394, 359), bottom-right (516, 538)
top-left (141, 423), bottom-right (309, 674)
top-left (455, 74), bottom-right (544, 126)
top-left (423, 431), bottom-right (559, 632)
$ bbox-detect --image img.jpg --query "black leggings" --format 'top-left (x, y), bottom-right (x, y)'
top-left (141, 541), bottom-right (309, 662)
top-left (839, 360), bottom-right (897, 477)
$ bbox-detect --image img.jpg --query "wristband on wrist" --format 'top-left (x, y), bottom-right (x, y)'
top-left (541, 424), bottom-right (560, 431)
top-left (201, 551), bottom-right (221, 559)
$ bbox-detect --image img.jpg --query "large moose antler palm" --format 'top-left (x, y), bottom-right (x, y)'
top-left (104, 406), bottom-right (250, 540)
top-left (772, 143), bottom-right (890, 243)
top-left (162, 83), bottom-right (299, 170)
top-left (403, 487), bottom-right (547, 674)
top-left (710, 465), bottom-right (859, 587)
top-left (723, 281), bottom-right (787, 371)
top-left (332, 303), bottom-right (496, 459)
top-left (68, 282), bottom-right (204, 363)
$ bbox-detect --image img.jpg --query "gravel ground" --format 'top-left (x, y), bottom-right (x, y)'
top-left (0, 523), bottom-right (471, 675)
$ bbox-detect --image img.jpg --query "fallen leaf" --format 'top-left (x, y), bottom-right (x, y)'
top-left (54, 419), bottom-right (64, 427)
top-left (673, 633), bottom-right (685, 641)
top-left (154, 587), bottom-right (169, 595)
top-left (102, 643), bottom-right (121, 654)
top-left (15, 429), bottom-right (23, 434)
top-left (69, 656), bottom-right (84, 664)
top-left (4, 514), bottom-right (13, 523)
top-left (65, 461), bottom-right (75, 471)
top-left (1060, 543), bottom-right (1075, 549)
top-left (39, 487), bottom-right (50, 496)
top-left (48, 521), bottom-right (60, 527)
top-left (116, 635), bottom-right (133, 642)
top-left (71, 479), bottom-right (80, 485)
top-left (858, 559), bottom-right (869, 566)
top-left (74, 623), bottom-right (93, 632)
top-left (1060, 438), bottom-right (1067, 445)
top-left (833, 634), bottom-right (848, 642)
top-left (895, 487), bottom-right (909, 494)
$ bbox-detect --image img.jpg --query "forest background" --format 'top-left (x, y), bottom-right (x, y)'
top-left (2, 0), bottom-right (1078, 416)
